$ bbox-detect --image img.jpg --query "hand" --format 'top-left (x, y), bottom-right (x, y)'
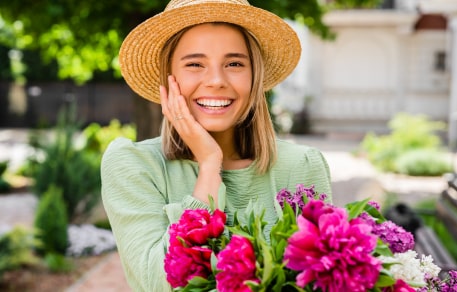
top-left (160, 76), bottom-right (223, 204)
top-left (160, 75), bottom-right (223, 165)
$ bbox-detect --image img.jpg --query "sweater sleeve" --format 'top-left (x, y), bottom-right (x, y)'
top-left (277, 141), bottom-right (333, 203)
top-left (101, 138), bottom-right (226, 291)
top-left (298, 147), bottom-right (333, 202)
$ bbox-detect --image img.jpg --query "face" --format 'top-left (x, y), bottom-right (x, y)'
top-left (171, 23), bottom-right (252, 134)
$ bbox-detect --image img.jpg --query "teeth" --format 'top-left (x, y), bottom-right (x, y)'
top-left (197, 99), bottom-right (232, 107)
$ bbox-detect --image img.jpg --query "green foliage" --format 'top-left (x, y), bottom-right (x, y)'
top-left (0, 226), bottom-right (40, 277)
top-left (93, 219), bottom-right (111, 231)
top-left (0, 0), bottom-right (378, 84)
top-left (360, 112), bottom-right (449, 175)
top-left (395, 149), bottom-right (453, 177)
top-left (331, 0), bottom-right (383, 9)
top-left (0, 160), bottom-right (11, 193)
top-left (34, 185), bottom-right (68, 255)
top-left (83, 119), bottom-right (136, 153)
top-left (27, 104), bottom-right (101, 221)
top-left (44, 252), bottom-right (74, 273)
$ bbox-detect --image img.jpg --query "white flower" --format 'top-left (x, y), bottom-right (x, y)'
top-left (419, 254), bottom-right (441, 277)
top-left (379, 250), bottom-right (440, 286)
top-left (66, 224), bottom-right (117, 257)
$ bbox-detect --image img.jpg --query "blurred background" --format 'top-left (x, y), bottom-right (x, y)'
top-left (0, 0), bottom-right (455, 146)
top-left (1, 0), bottom-right (457, 291)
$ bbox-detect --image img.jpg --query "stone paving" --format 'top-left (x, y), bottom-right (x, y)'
top-left (1, 129), bottom-right (455, 291)
top-left (65, 252), bottom-right (130, 292)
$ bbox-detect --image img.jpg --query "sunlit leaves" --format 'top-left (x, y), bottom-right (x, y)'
top-left (0, 0), bottom-right (380, 84)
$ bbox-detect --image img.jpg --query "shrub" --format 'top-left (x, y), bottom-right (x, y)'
top-left (34, 185), bottom-right (68, 255)
top-left (0, 226), bottom-right (40, 277)
top-left (395, 149), bottom-right (453, 176)
top-left (0, 161), bottom-right (11, 193)
top-left (94, 219), bottom-right (111, 230)
top-left (360, 112), bottom-right (450, 175)
top-left (44, 252), bottom-right (74, 273)
top-left (83, 119), bottom-right (136, 153)
top-left (24, 106), bottom-right (135, 222)
top-left (27, 104), bottom-right (101, 221)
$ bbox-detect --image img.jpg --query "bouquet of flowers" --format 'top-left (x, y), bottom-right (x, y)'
top-left (164, 184), bottom-right (457, 292)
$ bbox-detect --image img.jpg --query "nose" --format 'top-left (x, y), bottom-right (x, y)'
top-left (204, 66), bottom-right (227, 88)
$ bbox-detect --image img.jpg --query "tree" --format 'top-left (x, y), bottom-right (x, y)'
top-left (0, 0), bottom-right (381, 140)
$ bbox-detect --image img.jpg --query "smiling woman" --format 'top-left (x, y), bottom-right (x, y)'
top-left (100, 0), bottom-right (332, 291)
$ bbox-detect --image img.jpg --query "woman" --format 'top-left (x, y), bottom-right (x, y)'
top-left (101, 0), bottom-right (332, 291)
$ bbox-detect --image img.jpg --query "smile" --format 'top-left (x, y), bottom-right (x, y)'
top-left (196, 98), bottom-right (233, 109)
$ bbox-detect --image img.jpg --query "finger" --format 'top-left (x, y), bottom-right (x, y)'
top-left (168, 75), bottom-right (182, 117)
top-left (159, 85), bottom-right (172, 119)
top-left (176, 93), bottom-right (192, 120)
top-left (168, 76), bottom-right (190, 122)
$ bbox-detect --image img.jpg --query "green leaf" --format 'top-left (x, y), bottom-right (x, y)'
top-left (374, 271), bottom-right (396, 287)
top-left (260, 241), bottom-right (274, 283)
top-left (363, 204), bottom-right (386, 223)
top-left (208, 196), bottom-right (216, 212)
top-left (374, 239), bottom-right (393, 257)
top-left (227, 227), bottom-right (253, 240)
top-left (210, 252), bottom-right (218, 273)
top-left (345, 198), bottom-right (370, 219)
top-left (187, 276), bottom-right (209, 285)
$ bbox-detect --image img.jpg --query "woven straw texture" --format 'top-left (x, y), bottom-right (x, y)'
top-left (119, 0), bottom-right (301, 103)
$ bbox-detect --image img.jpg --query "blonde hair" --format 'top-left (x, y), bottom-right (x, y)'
top-left (159, 23), bottom-right (277, 174)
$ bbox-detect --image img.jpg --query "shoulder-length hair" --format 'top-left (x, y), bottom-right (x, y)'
top-left (159, 22), bottom-right (276, 174)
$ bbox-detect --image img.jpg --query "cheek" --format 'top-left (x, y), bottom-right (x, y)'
top-left (174, 74), bottom-right (198, 96)
top-left (236, 75), bottom-right (252, 101)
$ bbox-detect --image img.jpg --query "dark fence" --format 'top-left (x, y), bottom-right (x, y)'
top-left (0, 81), bottom-right (134, 128)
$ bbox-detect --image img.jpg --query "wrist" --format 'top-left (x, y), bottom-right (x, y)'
top-left (198, 160), bottom-right (223, 175)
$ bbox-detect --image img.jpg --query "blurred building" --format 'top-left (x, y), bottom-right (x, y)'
top-left (278, 0), bottom-right (457, 148)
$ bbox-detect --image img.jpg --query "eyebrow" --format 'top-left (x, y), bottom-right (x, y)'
top-left (180, 53), bottom-right (249, 60)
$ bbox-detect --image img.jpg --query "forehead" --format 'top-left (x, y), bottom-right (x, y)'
top-left (176, 23), bottom-right (248, 52)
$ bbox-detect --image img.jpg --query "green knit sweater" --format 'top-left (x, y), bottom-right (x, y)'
top-left (101, 137), bottom-right (332, 292)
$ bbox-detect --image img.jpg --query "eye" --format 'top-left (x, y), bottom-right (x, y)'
top-left (186, 63), bottom-right (202, 68)
top-left (228, 62), bottom-right (244, 67)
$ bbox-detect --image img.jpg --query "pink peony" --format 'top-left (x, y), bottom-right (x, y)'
top-left (164, 244), bottom-right (212, 288)
top-left (284, 200), bottom-right (382, 292)
top-left (169, 209), bottom-right (226, 246)
top-left (216, 235), bottom-right (259, 292)
top-left (300, 199), bottom-right (336, 225)
top-left (165, 208), bottom-right (226, 288)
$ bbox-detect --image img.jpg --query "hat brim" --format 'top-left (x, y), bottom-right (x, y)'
top-left (119, 3), bottom-right (301, 104)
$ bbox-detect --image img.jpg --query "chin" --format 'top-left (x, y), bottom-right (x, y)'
top-left (201, 123), bottom-right (232, 133)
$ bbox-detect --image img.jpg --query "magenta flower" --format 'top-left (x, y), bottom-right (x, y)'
top-left (284, 200), bottom-right (382, 292)
top-left (382, 279), bottom-right (415, 292)
top-left (300, 199), bottom-right (336, 225)
top-left (169, 209), bottom-right (226, 246)
top-left (441, 270), bottom-right (457, 292)
top-left (165, 209), bottom-right (226, 288)
top-left (358, 211), bottom-right (415, 253)
top-left (276, 184), bottom-right (327, 212)
top-left (164, 244), bottom-right (213, 288)
top-left (372, 220), bottom-right (414, 253)
top-left (216, 235), bottom-right (259, 292)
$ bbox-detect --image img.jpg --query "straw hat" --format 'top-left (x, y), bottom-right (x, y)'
top-left (119, 0), bottom-right (301, 104)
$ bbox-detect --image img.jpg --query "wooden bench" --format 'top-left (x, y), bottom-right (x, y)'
top-left (414, 173), bottom-right (457, 276)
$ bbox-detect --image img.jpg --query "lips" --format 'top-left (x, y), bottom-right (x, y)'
top-left (196, 98), bottom-right (233, 109)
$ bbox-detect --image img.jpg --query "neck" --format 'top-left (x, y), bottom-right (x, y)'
top-left (210, 131), bottom-right (239, 161)
top-left (211, 130), bottom-right (253, 170)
